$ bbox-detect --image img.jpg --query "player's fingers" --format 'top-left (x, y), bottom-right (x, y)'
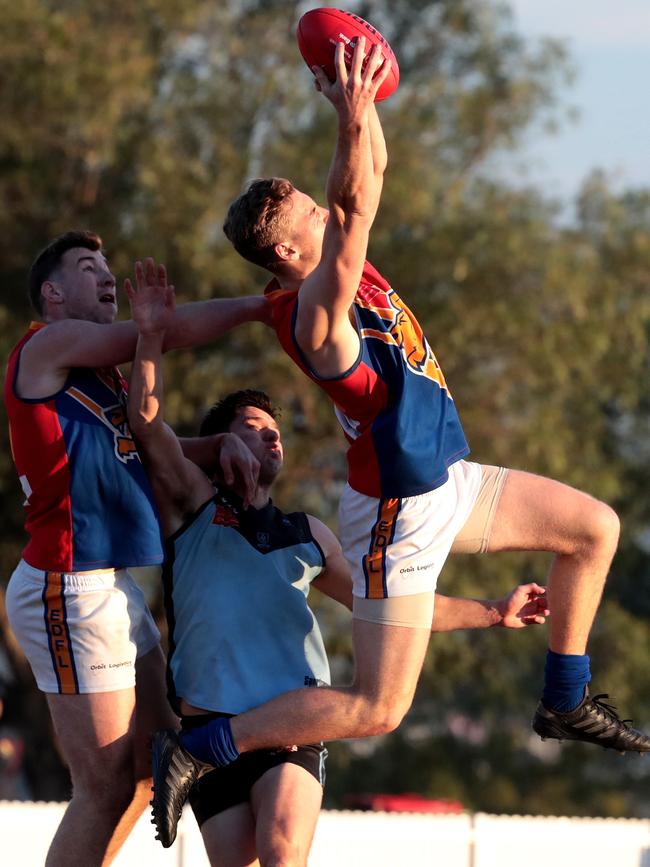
top-left (349, 35), bottom-right (366, 81)
top-left (124, 278), bottom-right (134, 300)
top-left (363, 42), bottom-right (385, 80)
top-left (312, 65), bottom-right (328, 91)
top-left (333, 40), bottom-right (348, 84)
top-left (145, 257), bottom-right (156, 285)
top-left (134, 260), bottom-right (145, 289)
top-left (368, 55), bottom-right (392, 98)
top-left (245, 458), bottom-right (260, 507)
top-left (219, 452), bottom-right (235, 486)
top-left (157, 263), bottom-right (167, 287)
top-left (518, 581), bottom-right (545, 595)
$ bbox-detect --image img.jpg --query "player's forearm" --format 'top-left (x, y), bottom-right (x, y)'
top-left (326, 114), bottom-right (378, 222)
top-left (431, 594), bottom-right (503, 632)
top-left (128, 331), bottom-right (166, 437)
top-left (179, 434), bottom-right (228, 475)
top-left (162, 295), bottom-right (269, 352)
top-left (368, 103), bottom-right (388, 178)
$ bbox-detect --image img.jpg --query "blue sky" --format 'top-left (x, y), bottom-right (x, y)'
top-left (504, 0), bottom-right (650, 202)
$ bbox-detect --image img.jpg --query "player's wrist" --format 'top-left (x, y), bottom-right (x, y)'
top-left (489, 598), bottom-right (508, 628)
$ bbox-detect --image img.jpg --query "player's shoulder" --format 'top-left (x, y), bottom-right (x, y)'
top-left (305, 514), bottom-right (340, 554)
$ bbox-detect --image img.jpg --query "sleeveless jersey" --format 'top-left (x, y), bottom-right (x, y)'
top-left (265, 261), bottom-right (469, 498)
top-left (163, 489), bottom-right (330, 715)
top-left (4, 323), bottom-right (163, 572)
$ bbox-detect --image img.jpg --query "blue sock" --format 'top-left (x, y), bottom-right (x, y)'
top-left (542, 649), bottom-right (591, 712)
top-left (180, 717), bottom-right (240, 767)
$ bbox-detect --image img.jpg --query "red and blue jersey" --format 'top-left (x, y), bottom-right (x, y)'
top-left (4, 323), bottom-right (163, 572)
top-left (265, 262), bottom-right (469, 499)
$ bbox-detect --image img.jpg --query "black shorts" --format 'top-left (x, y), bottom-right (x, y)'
top-left (182, 713), bottom-right (327, 826)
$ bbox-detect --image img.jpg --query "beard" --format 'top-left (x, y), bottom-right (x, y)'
top-left (258, 455), bottom-right (283, 487)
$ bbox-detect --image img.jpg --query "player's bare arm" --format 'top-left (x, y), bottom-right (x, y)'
top-left (17, 257), bottom-right (270, 399)
top-left (126, 272), bottom-right (214, 537)
top-left (308, 515), bottom-right (354, 609)
top-left (368, 102), bottom-right (388, 180)
top-left (308, 515), bottom-right (549, 630)
top-left (431, 583), bottom-right (550, 631)
top-left (295, 39), bottom-right (391, 376)
top-left (179, 434), bottom-right (260, 509)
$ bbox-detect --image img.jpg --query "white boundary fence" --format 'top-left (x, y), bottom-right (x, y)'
top-left (2, 801), bottom-right (650, 866)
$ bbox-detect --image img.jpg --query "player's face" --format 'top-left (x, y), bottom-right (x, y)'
top-left (284, 189), bottom-right (329, 264)
top-left (52, 247), bottom-right (117, 324)
top-left (229, 406), bottom-right (284, 486)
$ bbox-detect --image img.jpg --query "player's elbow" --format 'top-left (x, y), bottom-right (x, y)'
top-left (127, 409), bottom-right (156, 443)
top-left (352, 696), bottom-right (411, 737)
top-left (366, 704), bottom-right (409, 737)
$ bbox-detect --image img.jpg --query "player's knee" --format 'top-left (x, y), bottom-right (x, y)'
top-left (74, 774), bottom-right (136, 820)
top-left (69, 749), bottom-right (136, 816)
top-left (579, 499), bottom-right (620, 556)
top-left (262, 837), bottom-right (308, 867)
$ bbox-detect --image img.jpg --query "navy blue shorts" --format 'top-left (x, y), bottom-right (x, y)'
top-left (182, 713), bottom-right (327, 826)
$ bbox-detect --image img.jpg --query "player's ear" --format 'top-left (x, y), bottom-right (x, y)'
top-left (41, 280), bottom-right (65, 305)
top-left (274, 242), bottom-right (297, 262)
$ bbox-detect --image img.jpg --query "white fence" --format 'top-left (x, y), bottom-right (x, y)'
top-left (2, 801), bottom-right (650, 867)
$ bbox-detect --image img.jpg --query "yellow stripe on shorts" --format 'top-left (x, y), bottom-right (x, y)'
top-left (43, 572), bottom-right (78, 694)
top-left (362, 498), bottom-right (401, 599)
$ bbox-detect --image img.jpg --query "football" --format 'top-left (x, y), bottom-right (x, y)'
top-left (296, 7), bottom-right (400, 101)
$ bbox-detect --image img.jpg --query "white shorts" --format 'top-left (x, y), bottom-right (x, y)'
top-left (6, 560), bottom-right (161, 694)
top-left (339, 459), bottom-right (484, 601)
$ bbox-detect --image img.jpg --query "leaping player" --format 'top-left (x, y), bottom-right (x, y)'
top-left (152, 33), bottom-right (650, 847)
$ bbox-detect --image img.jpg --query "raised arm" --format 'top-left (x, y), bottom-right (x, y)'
top-left (294, 39), bottom-right (391, 377)
top-left (125, 269), bottom-right (215, 537)
top-left (368, 102), bottom-right (388, 184)
top-left (17, 258), bottom-right (270, 399)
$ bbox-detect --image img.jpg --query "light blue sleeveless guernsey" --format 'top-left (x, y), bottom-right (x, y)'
top-left (162, 489), bottom-right (331, 715)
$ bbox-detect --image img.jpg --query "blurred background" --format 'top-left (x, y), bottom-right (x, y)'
top-left (0, 0), bottom-right (649, 817)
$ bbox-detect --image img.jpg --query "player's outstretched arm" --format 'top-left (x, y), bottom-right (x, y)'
top-left (17, 257), bottom-right (270, 398)
top-left (308, 517), bottom-right (549, 631)
top-left (295, 39), bottom-right (391, 377)
top-left (431, 583), bottom-right (549, 631)
top-left (126, 268), bottom-right (214, 536)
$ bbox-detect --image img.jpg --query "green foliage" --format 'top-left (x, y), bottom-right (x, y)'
top-left (0, 0), bottom-right (649, 814)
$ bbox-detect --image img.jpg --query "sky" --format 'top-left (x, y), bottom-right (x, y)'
top-left (503, 0), bottom-right (650, 203)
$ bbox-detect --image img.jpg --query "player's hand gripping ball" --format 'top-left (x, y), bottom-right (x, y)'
top-left (296, 7), bottom-right (400, 101)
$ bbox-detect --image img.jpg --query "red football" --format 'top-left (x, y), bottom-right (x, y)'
top-left (296, 7), bottom-right (400, 102)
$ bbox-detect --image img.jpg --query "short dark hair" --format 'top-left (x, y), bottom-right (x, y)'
top-left (28, 230), bottom-right (103, 315)
top-left (223, 178), bottom-right (295, 270)
top-left (200, 389), bottom-right (279, 436)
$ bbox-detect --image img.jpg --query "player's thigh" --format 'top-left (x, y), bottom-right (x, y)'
top-left (200, 802), bottom-right (258, 867)
top-left (251, 763), bottom-right (323, 866)
top-left (46, 688), bottom-right (137, 791)
top-left (352, 617), bottom-right (431, 713)
top-left (487, 468), bottom-right (618, 553)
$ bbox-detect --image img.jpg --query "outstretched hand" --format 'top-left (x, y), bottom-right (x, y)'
top-left (497, 582), bottom-right (549, 628)
top-left (125, 257), bottom-right (176, 335)
top-left (312, 37), bottom-right (391, 113)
